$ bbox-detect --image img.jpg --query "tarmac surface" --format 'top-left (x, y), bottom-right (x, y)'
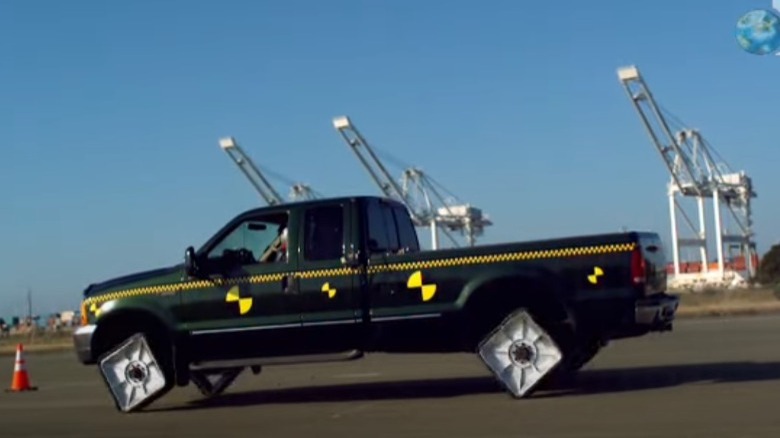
top-left (2, 315), bottom-right (780, 438)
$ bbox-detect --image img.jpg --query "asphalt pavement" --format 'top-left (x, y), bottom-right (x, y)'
top-left (2, 315), bottom-right (780, 438)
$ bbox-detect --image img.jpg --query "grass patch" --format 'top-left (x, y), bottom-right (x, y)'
top-left (676, 286), bottom-right (779, 306)
top-left (673, 286), bottom-right (780, 318)
top-left (0, 330), bottom-right (75, 355)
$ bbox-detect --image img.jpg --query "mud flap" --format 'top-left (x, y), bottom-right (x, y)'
top-left (477, 309), bottom-right (563, 399)
top-left (98, 333), bottom-right (169, 413)
top-left (190, 367), bottom-right (244, 398)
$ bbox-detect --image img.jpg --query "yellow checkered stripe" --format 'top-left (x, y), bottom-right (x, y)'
top-left (83, 273), bottom-right (289, 304)
top-left (368, 242), bottom-right (636, 273)
top-left (296, 267), bottom-right (354, 279)
top-left (82, 267), bottom-right (357, 307)
top-left (82, 242), bottom-right (635, 307)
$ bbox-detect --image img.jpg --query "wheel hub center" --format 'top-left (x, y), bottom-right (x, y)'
top-left (509, 342), bottom-right (535, 366)
top-left (125, 361), bottom-right (149, 385)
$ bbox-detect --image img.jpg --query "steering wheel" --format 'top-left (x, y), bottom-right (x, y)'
top-left (221, 248), bottom-right (256, 265)
top-left (236, 248), bottom-right (256, 264)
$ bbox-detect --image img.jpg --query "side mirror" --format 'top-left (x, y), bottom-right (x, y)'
top-left (184, 246), bottom-right (200, 277)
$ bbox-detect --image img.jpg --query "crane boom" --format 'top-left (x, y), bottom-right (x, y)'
top-left (402, 168), bottom-right (492, 247)
top-left (290, 184), bottom-right (318, 201)
top-left (616, 66), bottom-right (706, 197)
top-left (219, 137), bottom-right (284, 206)
top-left (332, 116), bottom-right (425, 225)
top-left (616, 65), bottom-right (758, 287)
top-left (332, 115), bottom-right (464, 249)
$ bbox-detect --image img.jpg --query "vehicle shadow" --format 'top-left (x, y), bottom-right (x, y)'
top-left (535, 360), bottom-right (780, 399)
top-left (149, 361), bottom-right (780, 412)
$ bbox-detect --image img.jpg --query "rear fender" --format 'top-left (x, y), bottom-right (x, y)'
top-left (458, 266), bottom-right (573, 342)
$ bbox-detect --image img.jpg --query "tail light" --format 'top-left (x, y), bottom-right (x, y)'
top-left (631, 247), bottom-right (646, 286)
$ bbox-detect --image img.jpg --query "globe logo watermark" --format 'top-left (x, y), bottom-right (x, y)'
top-left (736, 1), bottom-right (780, 55)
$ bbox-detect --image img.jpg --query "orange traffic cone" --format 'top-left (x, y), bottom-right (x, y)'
top-left (6, 344), bottom-right (37, 392)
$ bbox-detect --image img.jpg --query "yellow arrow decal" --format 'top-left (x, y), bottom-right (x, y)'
top-left (321, 282), bottom-right (337, 299)
top-left (407, 270), bottom-right (437, 302)
top-left (225, 285), bottom-right (253, 315)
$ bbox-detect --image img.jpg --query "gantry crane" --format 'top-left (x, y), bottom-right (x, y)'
top-left (616, 65), bottom-right (758, 288)
top-left (331, 115), bottom-right (492, 250)
top-left (219, 136), bottom-right (321, 205)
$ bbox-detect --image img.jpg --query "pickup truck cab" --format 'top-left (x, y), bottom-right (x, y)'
top-left (73, 195), bottom-right (679, 412)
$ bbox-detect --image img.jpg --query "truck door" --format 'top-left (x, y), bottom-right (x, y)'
top-left (294, 200), bottom-right (361, 354)
top-left (362, 200), bottom-right (434, 303)
top-left (360, 198), bottom-right (450, 350)
top-left (181, 208), bottom-right (301, 361)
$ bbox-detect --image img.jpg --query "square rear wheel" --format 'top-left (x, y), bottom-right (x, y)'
top-left (477, 309), bottom-right (563, 398)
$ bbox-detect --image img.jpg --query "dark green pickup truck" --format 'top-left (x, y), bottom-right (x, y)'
top-left (73, 195), bottom-right (679, 412)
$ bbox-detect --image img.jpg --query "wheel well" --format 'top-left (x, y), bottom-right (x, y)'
top-left (92, 310), bottom-right (173, 361)
top-left (461, 276), bottom-right (571, 348)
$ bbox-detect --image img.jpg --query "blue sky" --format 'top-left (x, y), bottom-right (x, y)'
top-left (2, 0), bottom-right (778, 315)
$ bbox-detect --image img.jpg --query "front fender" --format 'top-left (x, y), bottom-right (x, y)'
top-left (92, 297), bottom-right (178, 331)
top-left (90, 297), bottom-right (181, 361)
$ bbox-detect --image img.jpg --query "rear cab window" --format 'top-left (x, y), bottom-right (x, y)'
top-left (365, 199), bottom-right (396, 254)
top-left (364, 198), bottom-right (420, 256)
top-left (392, 205), bottom-right (419, 253)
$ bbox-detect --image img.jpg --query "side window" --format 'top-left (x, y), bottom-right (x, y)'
top-left (207, 212), bottom-right (289, 264)
top-left (393, 206), bottom-right (419, 253)
top-left (366, 199), bottom-right (392, 253)
top-left (304, 204), bottom-right (344, 261)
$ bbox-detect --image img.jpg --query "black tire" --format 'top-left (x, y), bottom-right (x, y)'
top-left (190, 367), bottom-right (244, 398)
top-left (541, 326), bottom-right (605, 387)
top-left (565, 339), bottom-right (603, 372)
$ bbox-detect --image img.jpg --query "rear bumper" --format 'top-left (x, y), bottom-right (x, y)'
top-left (634, 293), bottom-right (679, 332)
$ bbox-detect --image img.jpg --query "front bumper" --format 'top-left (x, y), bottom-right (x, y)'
top-left (635, 293), bottom-right (679, 332)
top-left (73, 324), bottom-right (96, 364)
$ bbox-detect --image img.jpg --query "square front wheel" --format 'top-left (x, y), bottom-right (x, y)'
top-left (98, 333), bottom-right (169, 413)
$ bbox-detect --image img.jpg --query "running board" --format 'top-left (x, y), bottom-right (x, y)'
top-left (189, 349), bottom-right (364, 371)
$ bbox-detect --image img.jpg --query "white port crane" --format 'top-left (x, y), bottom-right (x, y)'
top-left (616, 65), bottom-right (758, 288)
top-left (331, 115), bottom-right (492, 250)
top-left (219, 136), bottom-right (321, 205)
